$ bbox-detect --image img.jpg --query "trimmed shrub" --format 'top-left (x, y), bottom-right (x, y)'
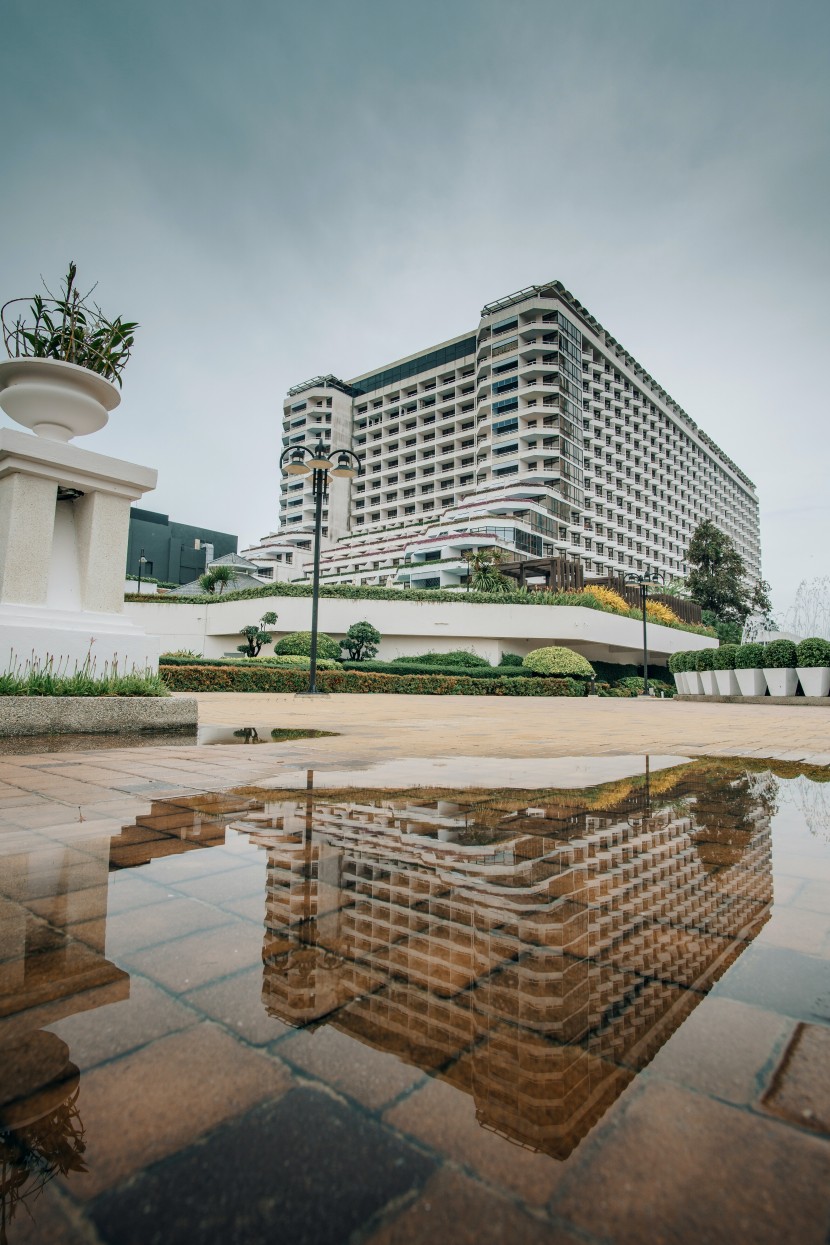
top-left (669, 651), bottom-right (692, 675)
top-left (340, 661), bottom-right (538, 679)
top-left (763, 639), bottom-right (798, 669)
top-left (523, 647), bottom-right (595, 678)
top-left (159, 664), bottom-right (585, 697)
top-left (274, 631), bottom-right (340, 660)
top-left (498, 653), bottom-right (525, 667)
top-left (795, 637), bottom-right (830, 668)
top-left (390, 649), bottom-right (491, 668)
top-left (615, 676), bottom-right (676, 698)
top-left (735, 643), bottom-right (765, 670)
top-left (156, 655), bottom-right (340, 669)
top-left (712, 644), bottom-right (739, 671)
top-left (695, 648), bottom-right (715, 671)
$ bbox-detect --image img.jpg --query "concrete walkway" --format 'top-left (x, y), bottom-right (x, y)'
top-left (190, 692), bottom-right (830, 769)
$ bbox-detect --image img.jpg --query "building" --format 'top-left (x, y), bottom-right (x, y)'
top-left (271, 281), bottom-right (761, 590)
top-left (127, 507), bottom-right (238, 586)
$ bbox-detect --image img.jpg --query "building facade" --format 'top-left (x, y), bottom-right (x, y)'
top-left (127, 507), bottom-right (238, 586)
top-left (270, 281), bottom-right (761, 590)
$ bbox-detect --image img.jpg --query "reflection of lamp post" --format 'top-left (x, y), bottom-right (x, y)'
top-left (136, 549), bottom-right (148, 595)
top-left (625, 566), bottom-right (667, 696)
top-left (279, 441), bottom-right (362, 694)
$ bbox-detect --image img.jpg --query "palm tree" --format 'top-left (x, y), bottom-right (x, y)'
top-left (464, 546), bottom-right (511, 593)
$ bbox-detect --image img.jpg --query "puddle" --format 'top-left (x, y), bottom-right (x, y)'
top-left (1, 758), bottom-right (828, 1242)
top-left (197, 726), bottom-right (339, 746)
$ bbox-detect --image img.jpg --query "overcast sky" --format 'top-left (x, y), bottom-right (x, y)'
top-left (3, 0), bottom-right (828, 618)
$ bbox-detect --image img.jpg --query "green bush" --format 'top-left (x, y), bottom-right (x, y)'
top-left (159, 663), bottom-right (586, 697)
top-left (695, 648), bottom-right (715, 672)
top-left (712, 644), bottom-right (739, 671)
top-left (391, 649), bottom-right (491, 667)
top-left (498, 653), bottom-right (525, 667)
top-left (735, 643), bottom-right (765, 670)
top-left (763, 639), bottom-right (797, 669)
top-left (157, 654), bottom-right (339, 670)
top-left (274, 631), bottom-right (340, 660)
top-left (615, 676), bottom-right (676, 698)
top-left (668, 651), bottom-right (687, 674)
top-left (795, 637), bottom-right (830, 668)
top-left (522, 646), bottom-right (595, 678)
top-left (340, 660), bottom-right (539, 679)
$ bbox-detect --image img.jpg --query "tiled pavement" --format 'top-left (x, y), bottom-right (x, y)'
top-left (1, 699), bottom-right (829, 1243)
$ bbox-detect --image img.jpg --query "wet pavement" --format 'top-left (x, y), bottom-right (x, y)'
top-left (1, 743), bottom-right (829, 1244)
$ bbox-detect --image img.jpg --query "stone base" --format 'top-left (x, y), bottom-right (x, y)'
top-left (0, 696), bottom-right (198, 736)
top-left (675, 695), bottom-right (830, 707)
top-left (0, 601), bottom-right (159, 675)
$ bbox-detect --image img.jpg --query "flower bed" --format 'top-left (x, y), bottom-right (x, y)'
top-left (160, 664), bottom-right (585, 697)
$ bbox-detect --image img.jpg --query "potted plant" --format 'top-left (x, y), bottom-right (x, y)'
top-left (734, 642), bottom-right (766, 696)
top-left (695, 646), bottom-right (717, 694)
top-left (0, 262), bottom-right (137, 441)
top-left (668, 650), bottom-right (688, 694)
top-left (762, 639), bottom-right (798, 697)
top-left (685, 651), bottom-right (703, 695)
top-left (712, 643), bottom-right (740, 696)
top-left (795, 637), bottom-right (830, 698)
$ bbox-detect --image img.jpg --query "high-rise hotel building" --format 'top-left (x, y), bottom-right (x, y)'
top-left (267, 281), bottom-right (761, 589)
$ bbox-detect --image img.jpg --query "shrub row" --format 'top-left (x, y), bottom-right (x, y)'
top-left (125, 580), bottom-right (713, 636)
top-left (158, 654), bottom-right (341, 670)
top-left (669, 637), bottom-right (830, 674)
top-left (339, 660), bottom-right (543, 680)
top-left (159, 664), bottom-right (586, 697)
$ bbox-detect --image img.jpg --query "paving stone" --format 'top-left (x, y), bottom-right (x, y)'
top-left (279, 1022), bottom-right (425, 1108)
top-left (89, 1086), bottom-right (436, 1245)
top-left (553, 1080), bottom-right (830, 1244)
top-left (60, 1022), bottom-right (291, 1198)
top-left (184, 966), bottom-right (293, 1046)
top-left (122, 918), bottom-right (265, 992)
top-left (762, 1022), bottom-right (830, 1134)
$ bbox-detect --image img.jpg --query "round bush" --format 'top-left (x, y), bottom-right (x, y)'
top-left (522, 646), bottom-right (595, 678)
top-left (712, 643), bottom-right (739, 671)
top-left (668, 651), bottom-right (693, 674)
top-left (735, 643), bottom-right (764, 670)
top-left (795, 637), bottom-right (830, 668)
top-left (499, 653), bottom-right (525, 667)
top-left (695, 648), bottom-right (715, 671)
top-left (763, 639), bottom-right (798, 669)
top-left (274, 631), bottom-right (340, 660)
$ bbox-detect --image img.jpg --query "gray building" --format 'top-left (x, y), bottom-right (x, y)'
top-left (127, 508), bottom-right (238, 586)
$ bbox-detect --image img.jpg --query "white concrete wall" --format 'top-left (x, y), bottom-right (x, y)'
top-left (126, 593), bottom-right (715, 664)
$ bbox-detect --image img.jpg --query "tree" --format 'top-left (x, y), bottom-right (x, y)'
top-left (199, 564), bottom-right (234, 595)
top-left (236, 611), bottom-right (278, 658)
top-left (464, 546), bottom-right (512, 593)
top-left (686, 520), bottom-right (773, 626)
top-left (340, 621), bottom-right (381, 661)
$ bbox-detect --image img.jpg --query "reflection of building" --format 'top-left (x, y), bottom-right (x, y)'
top-left (0, 792), bottom-right (253, 1231)
top-left (246, 767), bottom-right (773, 1159)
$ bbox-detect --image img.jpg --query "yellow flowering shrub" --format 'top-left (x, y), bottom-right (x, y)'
top-left (645, 599), bottom-right (681, 626)
top-left (581, 586), bottom-right (633, 614)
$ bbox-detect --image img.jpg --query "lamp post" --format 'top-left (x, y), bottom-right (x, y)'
top-left (625, 565), bottom-right (667, 697)
top-left (136, 549), bottom-right (148, 595)
top-left (279, 440), bottom-right (362, 694)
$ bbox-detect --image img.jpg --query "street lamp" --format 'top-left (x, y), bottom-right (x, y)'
top-left (278, 440), bottom-right (362, 694)
top-left (136, 549), bottom-right (149, 595)
top-left (625, 565), bottom-right (667, 697)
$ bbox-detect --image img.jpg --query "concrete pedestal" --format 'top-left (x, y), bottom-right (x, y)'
top-left (0, 428), bottom-right (159, 674)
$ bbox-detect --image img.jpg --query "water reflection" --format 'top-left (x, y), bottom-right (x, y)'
top-left (245, 762), bottom-right (774, 1158)
top-left (0, 762), bottom-right (780, 1234)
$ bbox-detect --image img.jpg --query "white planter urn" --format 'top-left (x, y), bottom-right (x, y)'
top-left (686, 671), bottom-right (703, 694)
top-left (714, 669), bottom-right (740, 696)
top-left (673, 672), bottom-right (687, 694)
top-left (699, 670), bottom-right (717, 695)
top-left (797, 666), bottom-right (830, 698)
top-left (735, 668), bottom-right (766, 696)
top-left (763, 667), bottom-right (799, 697)
top-left (0, 357), bottom-right (119, 442)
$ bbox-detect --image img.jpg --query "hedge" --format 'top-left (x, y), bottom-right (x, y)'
top-left (339, 660), bottom-right (542, 679)
top-left (125, 580), bottom-right (714, 636)
top-left (158, 655), bottom-right (340, 670)
top-left (159, 664), bottom-right (586, 697)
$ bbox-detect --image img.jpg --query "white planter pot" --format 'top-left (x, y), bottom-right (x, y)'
top-left (796, 666), bottom-right (830, 698)
top-left (686, 671), bottom-right (703, 694)
top-left (699, 670), bottom-right (717, 695)
top-left (714, 669), bottom-right (740, 696)
top-left (763, 668), bottom-right (798, 697)
top-left (0, 357), bottom-right (119, 442)
top-left (735, 668), bottom-right (766, 696)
